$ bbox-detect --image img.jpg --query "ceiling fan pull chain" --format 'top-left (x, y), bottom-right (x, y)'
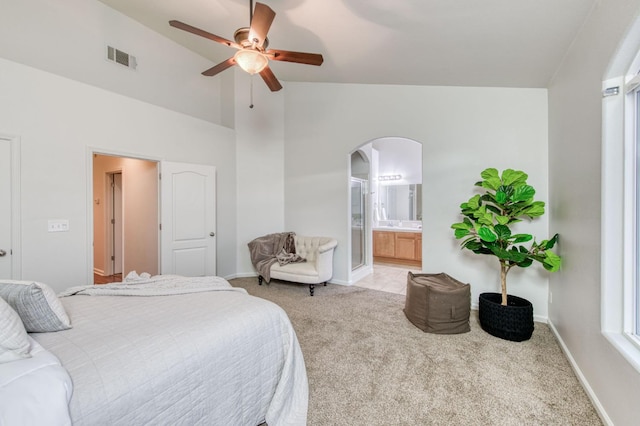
top-left (249, 75), bottom-right (254, 109)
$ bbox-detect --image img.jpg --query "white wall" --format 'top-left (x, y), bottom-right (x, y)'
top-left (0, 57), bottom-right (236, 293)
top-left (548, 0), bottom-right (640, 424)
top-left (0, 0), bottom-right (224, 125)
top-left (373, 137), bottom-right (423, 184)
top-left (283, 83), bottom-right (551, 318)
top-left (233, 71), bottom-right (286, 276)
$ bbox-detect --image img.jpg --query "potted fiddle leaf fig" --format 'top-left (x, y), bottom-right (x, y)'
top-left (451, 168), bottom-right (561, 341)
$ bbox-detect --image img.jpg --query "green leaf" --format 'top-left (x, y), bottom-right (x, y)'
top-left (467, 194), bottom-right (481, 210)
top-left (523, 201), bottom-right (545, 217)
top-left (477, 211), bottom-right (494, 226)
top-left (494, 224), bottom-right (511, 240)
top-left (489, 244), bottom-right (529, 264)
top-left (472, 204), bottom-right (486, 217)
top-left (495, 215), bottom-right (510, 225)
top-left (544, 233), bottom-right (559, 249)
top-left (451, 222), bottom-right (471, 230)
top-left (487, 245), bottom-right (511, 260)
top-left (511, 234), bottom-right (533, 243)
top-left (478, 226), bottom-right (497, 242)
top-left (515, 258), bottom-right (533, 268)
top-left (460, 236), bottom-right (477, 247)
top-left (485, 204), bottom-right (501, 215)
top-left (495, 190), bottom-right (507, 204)
top-left (480, 168), bottom-right (501, 190)
top-left (506, 250), bottom-right (527, 263)
top-left (498, 185), bottom-right (514, 199)
top-left (481, 168), bottom-right (499, 180)
top-left (512, 185), bottom-right (535, 202)
top-left (501, 169), bottom-right (527, 186)
top-left (543, 250), bottom-right (562, 272)
top-left (463, 240), bottom-right (482, 249)
top-left (454, 229), bottom-right (470, 239)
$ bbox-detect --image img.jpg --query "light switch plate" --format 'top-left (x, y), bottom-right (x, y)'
top-left (48, 220), bottom-right (69, 232)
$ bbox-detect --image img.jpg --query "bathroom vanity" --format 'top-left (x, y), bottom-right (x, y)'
top-left (373, 227), bottom-right (422, 267)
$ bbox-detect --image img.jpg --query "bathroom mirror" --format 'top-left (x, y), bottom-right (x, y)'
top-left (379, 184), bottom-right (422, 221)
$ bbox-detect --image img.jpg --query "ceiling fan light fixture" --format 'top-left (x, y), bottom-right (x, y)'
top-left (234, 49), bottom-right (268, 75)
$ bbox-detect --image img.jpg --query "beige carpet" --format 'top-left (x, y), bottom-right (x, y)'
top-left (230, 277), bottom-right (601, 426)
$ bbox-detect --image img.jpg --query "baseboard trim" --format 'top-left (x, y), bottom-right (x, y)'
top-left (548, 320), bottom-right (612, 426)
top-left (225, 272), bottom-right (352, 287)
top-left (224, 272), bottom-right (256, 280)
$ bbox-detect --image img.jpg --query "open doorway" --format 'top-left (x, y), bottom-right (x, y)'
top-left (92, 154), bottom-right (159, 284)
top-left (348, 137), bottom-right (423, 288)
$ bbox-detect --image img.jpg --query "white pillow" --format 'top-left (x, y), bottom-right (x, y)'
top-left (0, 280), bottom-right (71, 333)
top-left (0, 297), bottom-right (31, 363)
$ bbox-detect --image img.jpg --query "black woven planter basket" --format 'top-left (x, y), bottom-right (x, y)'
top-left (478, 292), bottom-right (534, 342)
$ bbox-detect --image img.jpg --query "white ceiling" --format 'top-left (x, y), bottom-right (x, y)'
top-left (97, 0), bottom-right (596, 88)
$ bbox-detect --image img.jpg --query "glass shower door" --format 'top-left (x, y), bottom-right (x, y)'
top-left (351, 178), bottom-right (366, 270)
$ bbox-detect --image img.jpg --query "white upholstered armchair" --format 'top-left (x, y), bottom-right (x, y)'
top-left (258, 236), bottom-right (338, 296)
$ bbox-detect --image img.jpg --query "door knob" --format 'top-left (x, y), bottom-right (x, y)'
top-left (0, 249), bottom-right (6, 257)
top-left (209, 232), bottom-right (215, 237)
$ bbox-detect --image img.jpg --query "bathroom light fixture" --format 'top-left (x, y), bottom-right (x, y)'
top-left (378, 174), bottom-right (402, 181)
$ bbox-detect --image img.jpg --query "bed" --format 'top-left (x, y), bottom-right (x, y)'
top-left (0, 275), bottom-right (308, 426)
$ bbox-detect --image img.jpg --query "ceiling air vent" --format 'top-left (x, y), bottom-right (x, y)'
top-left (106, 45), bottom-right (137, 70)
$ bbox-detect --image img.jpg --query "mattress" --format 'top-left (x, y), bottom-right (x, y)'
top-left (31, 284), bottom-right (308, 426)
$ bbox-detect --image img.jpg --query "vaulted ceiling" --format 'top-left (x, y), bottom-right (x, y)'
top-left (98, 0), bottom-right (596, 88)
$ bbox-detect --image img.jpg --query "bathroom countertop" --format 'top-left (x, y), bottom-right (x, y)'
top-left (373, 226), bottom-right (422, 233)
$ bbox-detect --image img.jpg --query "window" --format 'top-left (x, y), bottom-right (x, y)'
top-left (601, 59), bottom-right (640, 372)
top-left (635, 86), bottom-right (640, 340)
top-left (634, 83), bottom-right (640, 341)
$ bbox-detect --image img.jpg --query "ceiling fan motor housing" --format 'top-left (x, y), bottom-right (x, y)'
top-left (234, 27), bottom-right (268, 50)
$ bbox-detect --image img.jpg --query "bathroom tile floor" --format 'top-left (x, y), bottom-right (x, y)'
top-left (353, 262), bottom-right (422, 295)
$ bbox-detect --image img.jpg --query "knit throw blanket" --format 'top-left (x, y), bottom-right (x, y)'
top-left (247, 232), bottom-right (305, 283)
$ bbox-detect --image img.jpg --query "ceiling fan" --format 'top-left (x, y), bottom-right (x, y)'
top-left (169, 0), bottom-right (324, 92)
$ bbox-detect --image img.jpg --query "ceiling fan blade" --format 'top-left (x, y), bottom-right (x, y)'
top-left (267, 49), bottom-right (324, 66)
top-left (169, 20), bottom-right (242, 49)
top-left (202, 57), bottom-right (236, 77)
top-left (259, 66), bottom-right (283, 92)
top-left (249, 2), bottom-right (276, 48)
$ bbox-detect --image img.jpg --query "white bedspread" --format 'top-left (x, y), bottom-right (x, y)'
top-left (32, 279), bottom-right (308, 426)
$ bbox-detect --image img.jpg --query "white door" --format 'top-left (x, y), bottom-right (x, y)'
top-left (160, 162), bottom-right (216, 276)
top-left (0, 138), bottom-right (11, 278)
